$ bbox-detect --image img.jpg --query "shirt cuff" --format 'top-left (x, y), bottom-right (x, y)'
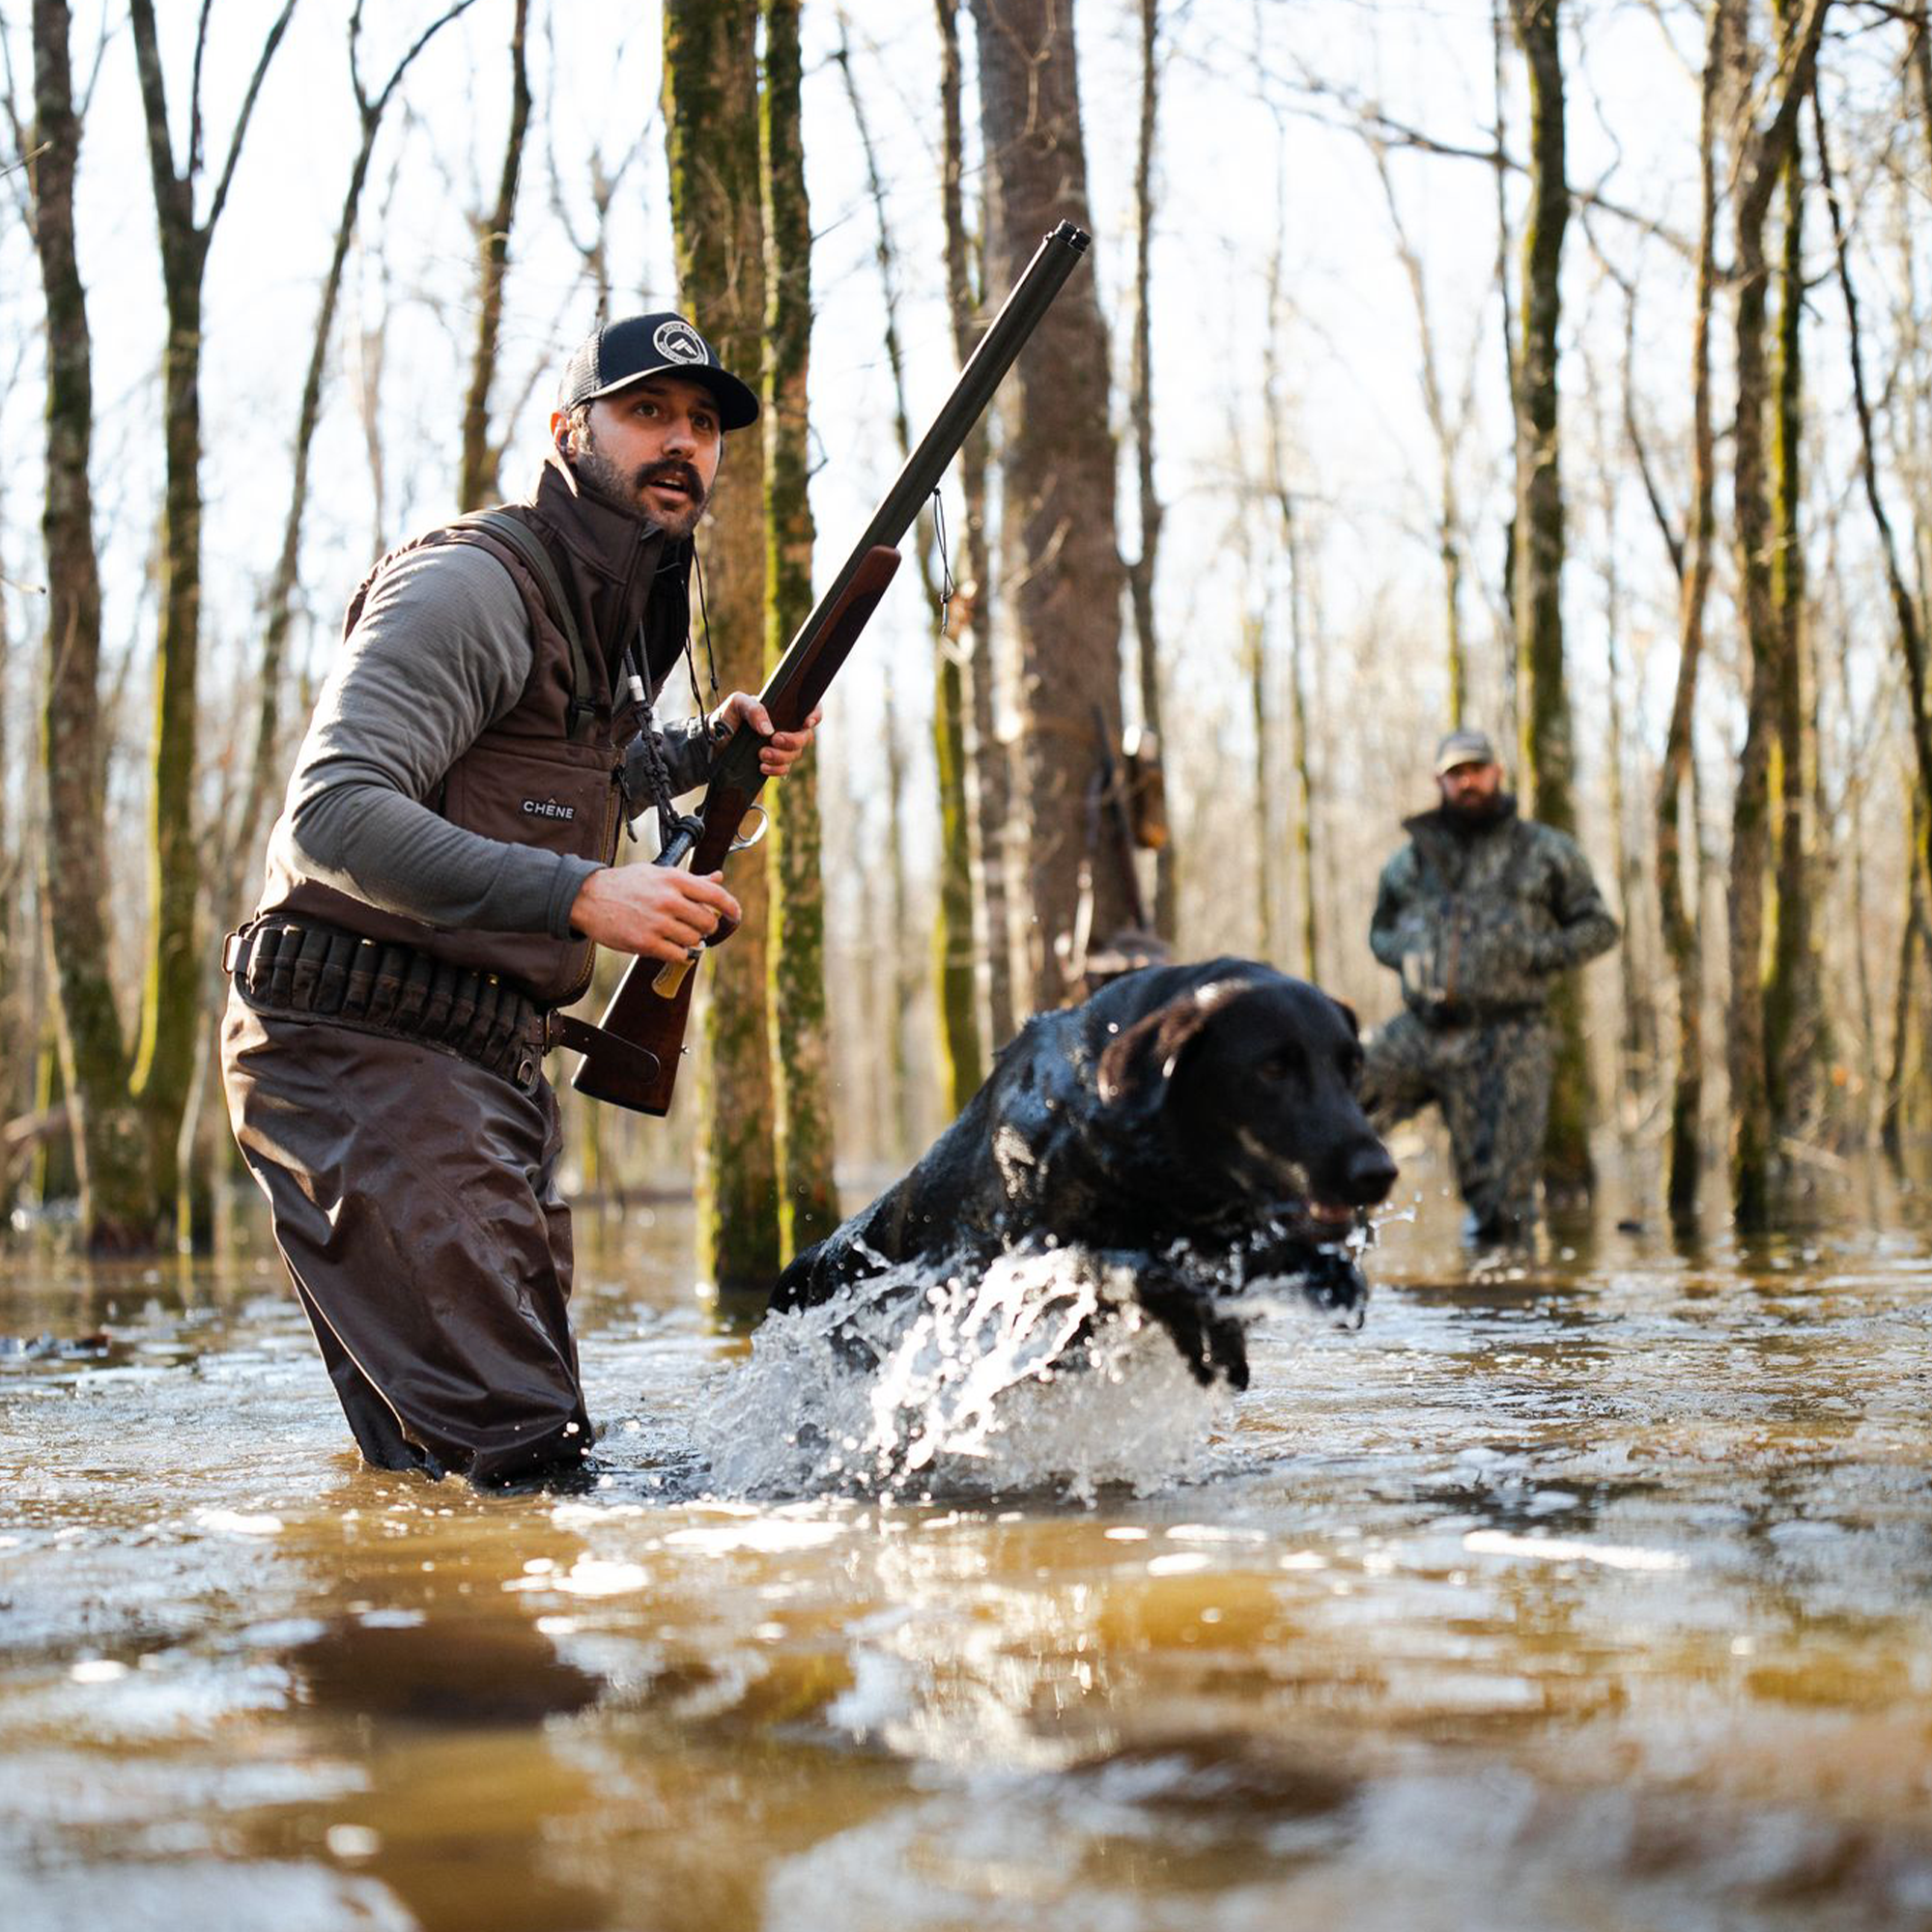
top-left (550, 853), bottom-right (606, 940)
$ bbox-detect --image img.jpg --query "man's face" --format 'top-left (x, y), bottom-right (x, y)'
top-left (553, 373), bottom-right (724, 538)
top-left (1436, 758), bottom-right (1502, 811)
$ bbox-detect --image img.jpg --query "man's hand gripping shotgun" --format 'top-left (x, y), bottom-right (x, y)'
top-left (568, 219), bottom-right (1092, 1116)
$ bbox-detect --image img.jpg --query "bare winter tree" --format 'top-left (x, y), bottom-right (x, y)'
top-left (1721, 0), bottom-right (1831, 1229)
top-left (761, 0), bottom-right (838, 1255)
top-left (458, 0), bottom-right (530, 512)
top-left (664, 0), bottom-right (779, 1291)
top-left (123, 0), bottom-right (295, 1242)
top-left (937, 0), bottom-right (1015, 1050)
top-left (970, 0), bottom-right (1128, 1009)
top-left (1654, 0), bottom-right (1725, 1226)
top-left (1507, 0), bottom-right (1596, 1198)
top-left (1123, 0), bottom-right (1176, 941)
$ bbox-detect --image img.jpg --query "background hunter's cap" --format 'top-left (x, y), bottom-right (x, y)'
top-left (1435, 727), bottom-right (1499, 774)
top-left (557, 312), bottom-right (760, 431)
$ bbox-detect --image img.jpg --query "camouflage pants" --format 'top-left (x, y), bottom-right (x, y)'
top-left (1359, 1009), bottom-right (1551, 1236)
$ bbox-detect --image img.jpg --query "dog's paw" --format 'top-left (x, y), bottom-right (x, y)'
top-left (1293, 1242), bottom-right (1370, 1328)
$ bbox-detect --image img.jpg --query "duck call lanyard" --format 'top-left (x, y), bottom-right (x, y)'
top-left (627, 544), bottom-right (720, 850)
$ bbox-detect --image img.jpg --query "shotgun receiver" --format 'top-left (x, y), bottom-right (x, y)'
top-left (570, 218), bottom-right (1093, 1115)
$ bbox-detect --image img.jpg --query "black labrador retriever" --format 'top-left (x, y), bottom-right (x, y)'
top-left (770, 957), bottom-right (1398, 1389)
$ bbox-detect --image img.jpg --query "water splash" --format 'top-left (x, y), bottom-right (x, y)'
top-left (696, 1245), bottom-right (1239, 1502)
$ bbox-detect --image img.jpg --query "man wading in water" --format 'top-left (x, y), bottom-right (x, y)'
top-left (220, 315), bottom-right (817, 1485)
top-left (1358, 729), bottom-right (1617, 1243)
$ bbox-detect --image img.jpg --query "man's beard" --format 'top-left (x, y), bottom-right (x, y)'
top-left (571, 434), bottom-right (708, 537)
top-left (1441, 789), bottom-right (1508, 829)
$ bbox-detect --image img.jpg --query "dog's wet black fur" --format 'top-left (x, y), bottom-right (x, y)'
top-left (770, 958), bottom-right (1399, 1388)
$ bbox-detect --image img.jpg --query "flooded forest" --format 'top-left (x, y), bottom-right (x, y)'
top-left (4, 2), bottom-right (1932, 1929)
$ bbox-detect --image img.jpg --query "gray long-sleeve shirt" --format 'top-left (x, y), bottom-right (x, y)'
top-left (267, 542), bottom-right (710, 939)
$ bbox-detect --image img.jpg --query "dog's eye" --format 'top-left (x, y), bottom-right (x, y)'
top-left (1262, 1049), bottom-right (1303, 1083)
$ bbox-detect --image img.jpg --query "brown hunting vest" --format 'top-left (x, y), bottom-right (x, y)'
top-left (261, 457), bottom-right (694, 1007)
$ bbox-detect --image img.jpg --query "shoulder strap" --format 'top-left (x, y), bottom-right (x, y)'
top-left (450, 508), bottom-right (598, 735)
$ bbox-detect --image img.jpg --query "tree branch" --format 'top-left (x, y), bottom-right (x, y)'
top-left (1264, 65), bottom-right (1696, 259)
top-left (206, 0), bottom-right (298, 234)
top-left (188, 0), bottom-right (212, 183)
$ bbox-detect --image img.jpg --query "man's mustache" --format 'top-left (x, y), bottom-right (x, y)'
top-left (637, 460), bottom-right (706, 504)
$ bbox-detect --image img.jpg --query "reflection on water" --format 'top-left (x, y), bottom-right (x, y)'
top-left (3, 1161), bottom-right (1931, 1931)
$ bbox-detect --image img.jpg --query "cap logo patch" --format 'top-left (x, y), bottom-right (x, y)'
top-left (653, 319), bottom-right (707, 366)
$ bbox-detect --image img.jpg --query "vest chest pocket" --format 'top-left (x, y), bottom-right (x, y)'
top-left (441, 738), bottom-right (621, 868)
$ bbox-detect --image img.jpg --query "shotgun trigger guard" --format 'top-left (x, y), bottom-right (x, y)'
top-left (730, 805), bottom-right (769, 853)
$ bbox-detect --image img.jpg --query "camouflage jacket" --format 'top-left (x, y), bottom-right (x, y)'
top-left (1369, 798), bottom-right (1618, 1017)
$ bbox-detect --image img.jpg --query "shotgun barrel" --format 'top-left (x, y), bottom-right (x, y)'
top-left (571, 221), bottom-right (1092, 1115)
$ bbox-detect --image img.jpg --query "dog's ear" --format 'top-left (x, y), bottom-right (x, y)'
top-left (1097, 979), bottom-right (1253, 1111)
top-left (1332, 998), bottom-right (1360, 1037)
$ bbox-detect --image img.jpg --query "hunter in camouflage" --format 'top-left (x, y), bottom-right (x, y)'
top-left (1361, 730), bottom-right (1618, 1240)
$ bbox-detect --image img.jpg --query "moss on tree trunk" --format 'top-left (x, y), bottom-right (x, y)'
top-left (1509, 0), bottom-right (1595, 1196)
top-left (30, 0), bottom-right (153, 1249)
top-left (1764, 110), bottom-right (1829, 1145)
top-left (760, 0), bottom-right (839, 1257)
top-left (938, 0), bottom-right (1014, 1051)
top-left (1658, 0), bottom-right (1724, 1227)
top-left (1723, 0), bottom-right (1831, 1229)
top-left (666, 0), bottom-right (781, 1292)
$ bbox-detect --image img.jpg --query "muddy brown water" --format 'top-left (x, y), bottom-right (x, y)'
top-left (3, 1156), bottom-right (1931, 1932)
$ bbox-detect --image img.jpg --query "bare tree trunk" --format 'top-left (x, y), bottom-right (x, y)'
top-left (1656, 0), bottom-right (1724, 1226)
top-left (1243, 597), bottom-right (1274, 960)
top-left (1369, 140), bottom-right (1472, 722)
top-left (1764, 86), bottom-right (1827, 1145)
top-left (458, 0), bottom-right (529, 513)
top-left (883, 674), bottom-right (915, 1165)
top-left (0, 449), bottom-right (14, 1110)
top-left (665, 0), bottom-right (780, 1291)
top-left (937, 0), bottom-right (1014, 1052)
top-left (761, 0), bottom-right (838, 1255)
top-left (1724, 0), bottom-right (1831, 1228)
top-left (1830, 550), bottom-right (1888, 1144)
top-left (1492, 0), bottom-right (1521, 749)
top-left (1282, 493), bottom-right (1320, 982)
top-left (836, 25), bottom-right (982, 1115)
top-left (25, 0), bottom-right (148, 1248)
top-left (1813, 68), bottom-right (1932, 922)
top-left (1123, 0), bottom-right (1175, 940)
top-left (128, 0), bottom-right (295, 1245)
top-left (1598, 490), bottom-right (1653, 1128)
top-left (971, 0), bottom-right (1126, 1010)
top-left (1882, 787), bottom-right (1929, 1161)
top-left (1261, 127), bottom-right (1320, 982)
top-left (1592, 301), bottom-right (1663, 1121)
top-left (1508, 0), bottom-right (1594, 1196)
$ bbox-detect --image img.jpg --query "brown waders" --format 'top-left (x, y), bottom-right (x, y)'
top-left (219, 977), bottom-right (593, 1486)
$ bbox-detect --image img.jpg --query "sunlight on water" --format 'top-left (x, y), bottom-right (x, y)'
top-left (696, 1246), bottom-right (1237, 1500)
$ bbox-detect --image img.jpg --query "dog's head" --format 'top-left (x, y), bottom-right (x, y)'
top-left (1094, 964), bottom-right (1397, 1228)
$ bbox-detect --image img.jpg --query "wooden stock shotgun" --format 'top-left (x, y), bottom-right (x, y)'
top-left (569, 219), bottom-right (1092, 1116)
